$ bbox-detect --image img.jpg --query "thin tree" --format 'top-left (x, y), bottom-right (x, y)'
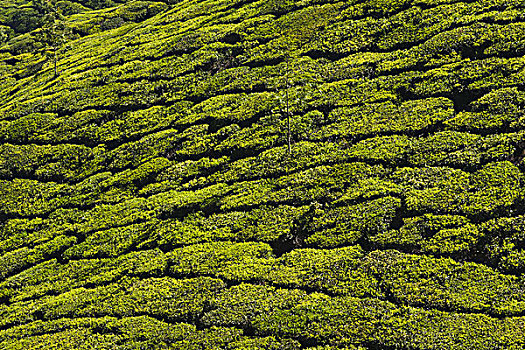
top-left (38, 0), bottom-right (67, 77)
top-left (49, 20), bottom-right (67, 77)
top-left (275, 4), bottom-right (338, 155)
top-left (285, 56), bottom-right (292, 155)
top-left (275, 30), bottom-right (297, 156)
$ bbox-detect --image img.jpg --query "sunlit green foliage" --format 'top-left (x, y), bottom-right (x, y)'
top-left (1, 0), bottom-right (525, 348)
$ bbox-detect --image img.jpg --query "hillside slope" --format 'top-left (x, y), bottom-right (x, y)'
top-left (1, 0), bottom-right (525, 348)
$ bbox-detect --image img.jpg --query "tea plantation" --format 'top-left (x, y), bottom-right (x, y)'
top-left (1, 0), bottom-right (525, 348)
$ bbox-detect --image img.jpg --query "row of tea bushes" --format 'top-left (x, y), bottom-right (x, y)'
top-left (3, 244), bottom-right (525, 317)
top-left (2, 0), bottom-right (525, 346)
top-left (204, 283), bottom-right (525, 349)
top-left (0, 275), bottom-right (225, 328)
top-left (0, 315), bottom-right (307, 349)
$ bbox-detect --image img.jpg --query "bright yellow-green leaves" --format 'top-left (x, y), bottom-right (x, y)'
top-left (1, 0), bottom-right (525, 348)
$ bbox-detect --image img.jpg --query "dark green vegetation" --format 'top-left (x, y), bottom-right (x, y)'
top-left (1, 0), bottom-right (525, 348)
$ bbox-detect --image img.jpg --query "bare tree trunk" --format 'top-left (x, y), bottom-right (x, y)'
top-left (54, 46), bottom-right (57, 77)
top-left (286, 89), bottom-right (291, 154)
top-left (286, 58), bottom-right (291, 155)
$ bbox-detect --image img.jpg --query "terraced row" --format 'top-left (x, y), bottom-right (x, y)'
top-left (1, 0), bottom-right (525, 348)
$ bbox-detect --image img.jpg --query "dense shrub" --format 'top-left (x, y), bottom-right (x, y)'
top-left (1, 0), bottom-right (525, 347)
